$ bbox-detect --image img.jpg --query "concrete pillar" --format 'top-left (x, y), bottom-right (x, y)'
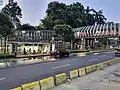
top-left (92, 39), bottom-right (95, 49)
top-left (88, 39), bottom-right (90, 48)
top-left (21, 44), bottom-right (25, 54)
top-left (9, 44), bottom-right (12, 54)
top-left (90, 39), bottom-right (93, 49)
top-left (81, 38), bottom-right (85, 50)
top-left (33, 44), bottom-right (34, 53)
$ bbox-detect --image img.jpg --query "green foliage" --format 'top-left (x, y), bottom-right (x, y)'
top-left (42, 1), bottom-right (107, 30)
top-left (93, 10), bottom-right (107, 24)
top-left (2, 0), bottom-right (22, 27)
top-left (17, 23), bottom-right (36, 30)
top-left (0, 53), bottom-right (14, 58)
top-left (0, 12), bottom-right (14, 53)
top-left (53, 24), bottom-right (74, 42)
top-left (42, 1), bottom-right (67, 29)
top-left (37, 23), bottom-right (45, 30)
top-left (0, 12), bottom-right (14, 37)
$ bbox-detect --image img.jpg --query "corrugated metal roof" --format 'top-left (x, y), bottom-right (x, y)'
top-left (72, 23), bottom-right (120, 38)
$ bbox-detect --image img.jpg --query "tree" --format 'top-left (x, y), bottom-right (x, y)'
top-left (17, 23), bottom-right (36, 30)
top-left (2, 0), bottom-right (22, 27)
top-left (42, 1), bottom-right (67, 29)
top-left (0, 12), bottom-right (14, 53)
top-left (42, 1), bottom-right (107, 29)
top-left (84, 6), bottom-right (95, 25)
top-left (66, 2), bottom-right (85, 28)
top-left (37, 23), bottom-right (45, 30)
top-left (53, 24), bottom-right (75, 49)
top-left (93, 10), bottom-right (107, 24)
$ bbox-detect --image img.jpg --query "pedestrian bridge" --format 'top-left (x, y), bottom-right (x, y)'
top-left (73, 23), bottom-right (120, 38)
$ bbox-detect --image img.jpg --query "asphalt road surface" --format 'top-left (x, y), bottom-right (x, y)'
top-left (0, 52), bottom-right (115, 90)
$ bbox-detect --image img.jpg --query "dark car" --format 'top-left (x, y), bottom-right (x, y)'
top-left (50, 50), bottom-right (70, 58)
top-left (115, 48), bottom-right (120, 57)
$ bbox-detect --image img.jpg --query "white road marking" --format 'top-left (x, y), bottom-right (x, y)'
top-left (0, 78), bottom-right (6, 81)
top-left (88, 59), bottom-right (98, 62)
top-left (104, 52), bottom-right (111, 53)
top-left (98, 55), bottom-right (107, 57)
top-left (93, 53), bottom-right (99, 55)
top-left (52, 64), bottom-right (71, 69)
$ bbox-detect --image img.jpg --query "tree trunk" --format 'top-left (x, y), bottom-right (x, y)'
top-left (4, 37), bottom-right (6, 53)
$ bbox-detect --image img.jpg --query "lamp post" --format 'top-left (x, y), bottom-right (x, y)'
top-left (51, 37), bottom-right (55, 52)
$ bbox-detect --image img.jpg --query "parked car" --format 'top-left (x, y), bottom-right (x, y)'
top-left (115, 48), bottom-right (120, 57)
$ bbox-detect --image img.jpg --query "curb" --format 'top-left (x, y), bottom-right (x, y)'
top-left (11, 58), bottom-right (120, 90)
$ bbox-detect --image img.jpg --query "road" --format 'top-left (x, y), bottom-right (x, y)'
top-left (0, 52), bottom-right (115, 90)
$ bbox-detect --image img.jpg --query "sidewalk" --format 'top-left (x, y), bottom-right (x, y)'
top-left (51, 63), bottom-right (120, 90)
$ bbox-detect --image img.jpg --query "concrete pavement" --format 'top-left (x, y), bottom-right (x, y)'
top-left (0, 52), bottom-right (115, 90)
top-left (51, 62), bottom-right (120, 90)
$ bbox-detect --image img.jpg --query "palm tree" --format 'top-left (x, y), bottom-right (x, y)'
top-left (84, 6), bottom-right (95, 25)
top-left (93, 10), bottom-right (107, 24)
top-left (85, 6), bottom-right (94, 15)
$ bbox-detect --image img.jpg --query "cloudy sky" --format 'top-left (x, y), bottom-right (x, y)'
top-left (0, 0), bottom-right (120, 25)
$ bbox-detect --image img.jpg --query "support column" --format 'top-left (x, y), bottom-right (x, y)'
top-left (33, 44), bottom-right (34, 54)
top-left (81, 38), bottom-right (85, 50)
top-left (86, 39), bottom-right (90, 49)
top-left (90, 39), bottom-right (93, 49)
top-left (9, 44), bottom-right (12, 54)
top-left (87, 39), bottom-right (90, 48)
top-left (92, 38), bottom-right (95, 49)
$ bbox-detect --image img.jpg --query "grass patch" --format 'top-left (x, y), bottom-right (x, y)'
top-left (0, 53), bottom-right (15, 58)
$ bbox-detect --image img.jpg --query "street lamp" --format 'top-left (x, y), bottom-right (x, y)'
top-left (51, 37), bottom-right (55, 52)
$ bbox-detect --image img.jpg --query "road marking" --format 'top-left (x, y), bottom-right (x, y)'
top-left (93, 53), bottom-right (99, 55)
top-left (99, 55), bottom-right (107, 57)
top-left (0, 78), bottom-right (6, 81)
top-left (88, 59), bottom-right (98, 62)
top-left (52, 64), bottom-right (71, 69)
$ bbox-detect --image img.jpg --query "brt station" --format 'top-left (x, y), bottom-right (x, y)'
top-left (7, 30), bottom-right (53, 55)
top-left (73, 23), bottom-right (120, 50)
top-left (6, 30), bottom-right (65, 55)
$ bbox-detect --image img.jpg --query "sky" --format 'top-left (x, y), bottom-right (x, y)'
top-left (0, 0), bottom-right (120, 26)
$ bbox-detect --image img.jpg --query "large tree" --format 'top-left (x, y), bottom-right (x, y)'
top-left (42, 1), bottom-right (67, 29)
top-left (42, 1), bottom-right (107, 29)
top-left (53, 24), bottom-right (75, 49)
top-left (66, 2), bottom-right (85, 28)
top-left (2, 0), bottom-right (22, 27)
top-left (0, 12), bottom-right (14, 53)
top-left (53, 24), bottom-right (74, 42)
